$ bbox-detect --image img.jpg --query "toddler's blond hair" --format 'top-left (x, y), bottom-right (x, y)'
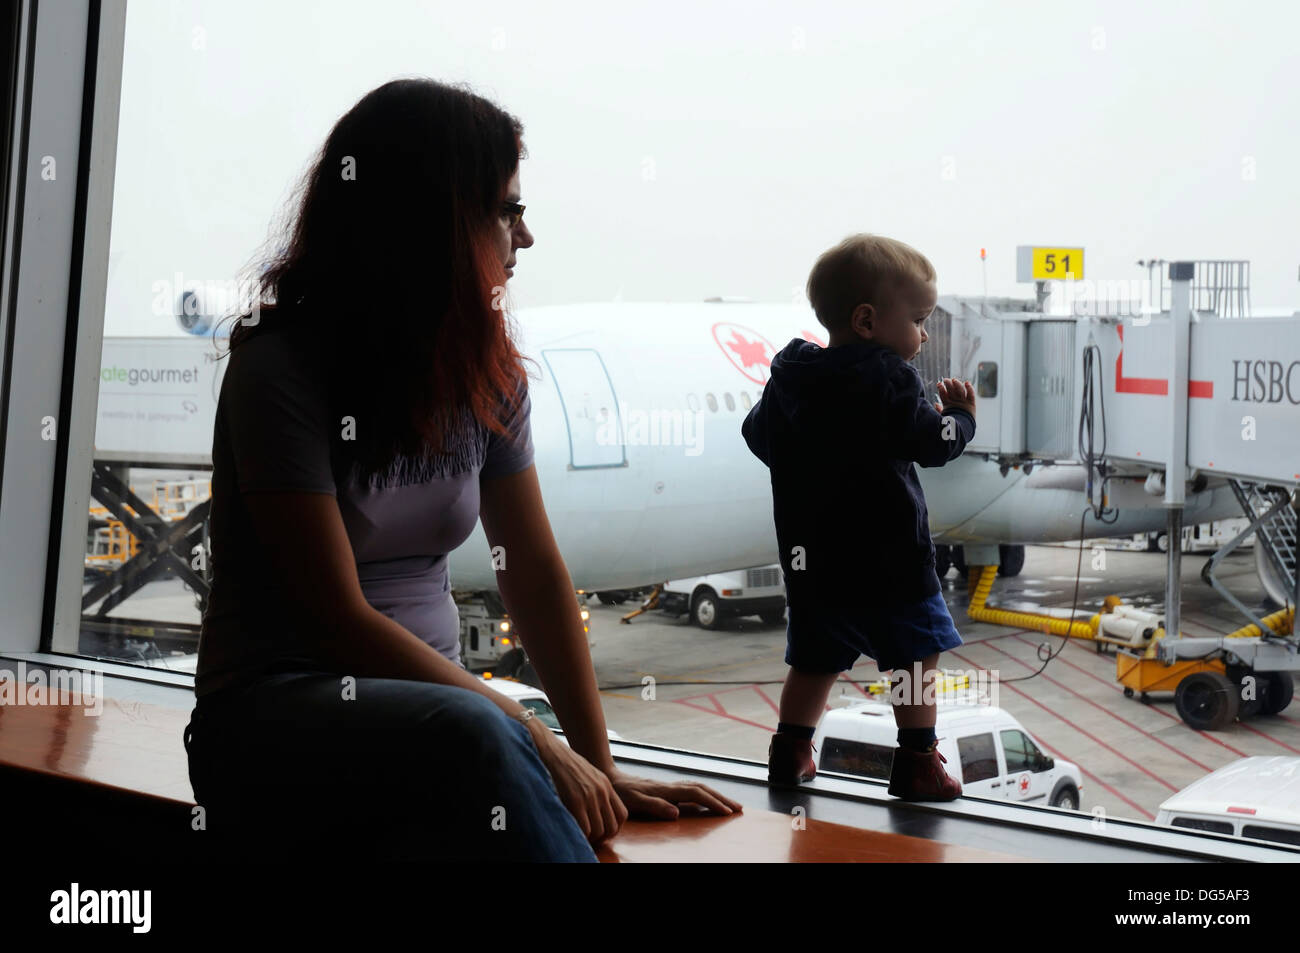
top-left (806, 234), bottom-right (935, 335)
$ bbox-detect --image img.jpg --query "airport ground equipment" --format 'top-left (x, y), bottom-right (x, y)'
top-left (81, 462), bottom-right (212, 657)
top-left (939, 259), bottom-right (1298, 729)
top-left (966, 563), bottom-right (1099, 638)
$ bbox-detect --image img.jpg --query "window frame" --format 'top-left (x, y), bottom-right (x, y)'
top-left (0, 0), bottom-right (131, 668)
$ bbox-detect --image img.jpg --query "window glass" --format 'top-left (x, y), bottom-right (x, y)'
top-left (1171, 817), bottom-right (1235, 836)
top-left (1001, 729), bottom-right (1035, 773)
top-left (520, 699), bottom-right (561, 730)
top-left (958, 734), bottom-right (999, 784)
top-left (41, 1), bottom-right (1300, 858)
top-left (1242, 825), bottom-right (1300, 847)
top-left (818, 738), bottom-right (893, 781)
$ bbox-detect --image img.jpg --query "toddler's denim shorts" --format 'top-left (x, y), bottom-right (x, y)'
top-left (785, 589), bottom-right (964, 674)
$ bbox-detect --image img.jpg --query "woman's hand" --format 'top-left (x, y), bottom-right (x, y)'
top-left (605, 766), bottom-right (744, 822)
top-left (527, 720), bottom-right (628, 845)
top-left (526, 723), bottom-right (744, 846)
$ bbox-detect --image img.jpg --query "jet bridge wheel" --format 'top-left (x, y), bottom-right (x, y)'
top-left (1226, 665), bottom-right (1266, 719)
top-left (1174, 671), bottom-right (1239, 730)
top-left (1261, 672), bottom-right (1295, 715)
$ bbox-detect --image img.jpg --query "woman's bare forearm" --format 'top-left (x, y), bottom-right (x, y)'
top-left (309, 605), bottom-right (534, 724)
top-left (493, 557), bottom-right (615, 773)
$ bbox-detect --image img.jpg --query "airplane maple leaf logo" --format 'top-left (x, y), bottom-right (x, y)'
top-left (711, 322), bottom-right (779, 385)
top-left (727, 330), bottom-right (771, 375)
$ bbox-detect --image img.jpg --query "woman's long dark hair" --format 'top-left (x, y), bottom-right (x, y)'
top-left (218, 78), bottom-right (537, 484)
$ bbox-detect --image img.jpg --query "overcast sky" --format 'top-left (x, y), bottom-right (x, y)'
top-left (104, 0), bottom-right (1300, 335)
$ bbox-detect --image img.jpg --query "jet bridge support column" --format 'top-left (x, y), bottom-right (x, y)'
top-left (1163, 262), bottom-right (1194, 641)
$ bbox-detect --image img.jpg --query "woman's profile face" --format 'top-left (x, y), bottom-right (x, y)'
top-left (496, 167), bottom-right (534, 282)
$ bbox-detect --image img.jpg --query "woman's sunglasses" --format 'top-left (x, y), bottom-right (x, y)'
top-left (502, 201), bottom-right (526, 227)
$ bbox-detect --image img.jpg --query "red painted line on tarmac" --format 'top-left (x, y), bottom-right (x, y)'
top-left (945, 647), bottom-right (1158, 820)
top-left (752, 683), bottom-right (781, 716)
top-left (673, 698), bottom-right (773, 733)
top-left (680, 693), bottom-right (725, 715)
top-left (981, 641), bottom-right (1217, 774)
top-left (1235, 719), bottom-right (1300, 753)
top-left (673, 683), bottom-right (763, 705)
top-left (1015, 633), bottom-right (1273, 755)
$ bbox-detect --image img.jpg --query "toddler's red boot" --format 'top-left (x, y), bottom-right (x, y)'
top-left (887, 738), bottom-right (962, 801)
top-left (767, 733), bottom-right (817, 785)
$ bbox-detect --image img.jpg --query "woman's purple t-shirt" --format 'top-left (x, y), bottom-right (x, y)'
top-left (195, 324), bottom-right (534, 698)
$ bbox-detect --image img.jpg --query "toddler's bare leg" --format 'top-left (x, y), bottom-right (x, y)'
top-left (892, 652), bottom-right (940, 730)
top-left (778, 668), bottom-right (841, 728)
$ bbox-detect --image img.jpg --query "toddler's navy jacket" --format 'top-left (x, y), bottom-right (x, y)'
top-left (741, 336), bottom-right (975, 610)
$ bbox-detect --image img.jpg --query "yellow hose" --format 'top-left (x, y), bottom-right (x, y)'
top-left (966, 564), bottom-right (1098, 638)
top-left (1223, 605), bottom-right (1294, 640)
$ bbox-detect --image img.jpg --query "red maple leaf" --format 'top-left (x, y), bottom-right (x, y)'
top-left (727, 330), bottom-right (771, 372)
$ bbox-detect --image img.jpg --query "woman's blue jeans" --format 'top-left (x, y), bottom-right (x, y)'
top-left (183, 669), bottom-right (599, 862)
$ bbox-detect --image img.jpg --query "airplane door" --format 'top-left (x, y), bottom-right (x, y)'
top-left (542, 348), bottom-right (626, 469)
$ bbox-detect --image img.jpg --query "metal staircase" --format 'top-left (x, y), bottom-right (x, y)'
top-left (1227, 480), bottom-right (1298, 609)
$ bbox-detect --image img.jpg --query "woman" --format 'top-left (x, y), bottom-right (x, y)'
top-left (183, 78), bottom-right (742, 861)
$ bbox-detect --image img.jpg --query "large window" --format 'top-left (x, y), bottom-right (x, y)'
top-left (6, 0), bottom-right (1300, 859)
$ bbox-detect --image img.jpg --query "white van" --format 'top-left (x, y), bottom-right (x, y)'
top-left (478, 675), bottom-right (622, 741)
top-left (659, 564), bottom-right (787, 629)
top-left (1155, 756), bottom-right (1300, 848)
top-left (812, 699), bottom-right (1084, 810)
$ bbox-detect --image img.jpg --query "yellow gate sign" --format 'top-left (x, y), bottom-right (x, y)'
top-left (1016, 245), bottom-right (1084, 281)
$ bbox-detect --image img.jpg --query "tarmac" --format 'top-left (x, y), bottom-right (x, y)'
top-left (589, 540), bottom-right (1293, 824)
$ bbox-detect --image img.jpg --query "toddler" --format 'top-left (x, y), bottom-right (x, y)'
top-left (741, 233), bottom-right (976, 801)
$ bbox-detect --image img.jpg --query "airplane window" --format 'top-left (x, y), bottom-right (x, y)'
top-left (740, 392), bottom-right (751, 410)
top-left (687, 393), bottom-right (700, 412)
top-left (706, 393), bottom-right (718, 412)
top-left (724, 392), bottom-right (735, 411)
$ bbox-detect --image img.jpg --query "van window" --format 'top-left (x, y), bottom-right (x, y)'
top-left (819, 738), bottom-right (893, 780)
top-left (1001, 729), bottom-right (1043, 773)
top-left (957, 733), bottom-right (998, 783)
top-left (520, 699), bottom-right (561, 730)
top-left (1242, 825), bottom-right (1300, 847)
top-left (1170, 816), bottom-right (1234, 835)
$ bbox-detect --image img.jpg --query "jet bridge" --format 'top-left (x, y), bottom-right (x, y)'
top-left (921, 260), bottom-right (1299, 728)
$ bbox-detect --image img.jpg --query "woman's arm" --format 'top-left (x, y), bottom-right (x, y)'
top-left (477, 466), bottom-right (614, 770)
top-left (479, 465), bottom-right (744, 821)
top-left (244, 488), bottom-right (631, 843)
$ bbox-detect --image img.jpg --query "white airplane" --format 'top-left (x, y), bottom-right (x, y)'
top-left (444, 301), bottom-right (1244, 591)
top-left (148, 295), bottom-right (1254, 596)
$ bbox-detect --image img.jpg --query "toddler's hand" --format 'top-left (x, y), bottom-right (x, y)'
top-left (934, 378), bottom-right (976, 418)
